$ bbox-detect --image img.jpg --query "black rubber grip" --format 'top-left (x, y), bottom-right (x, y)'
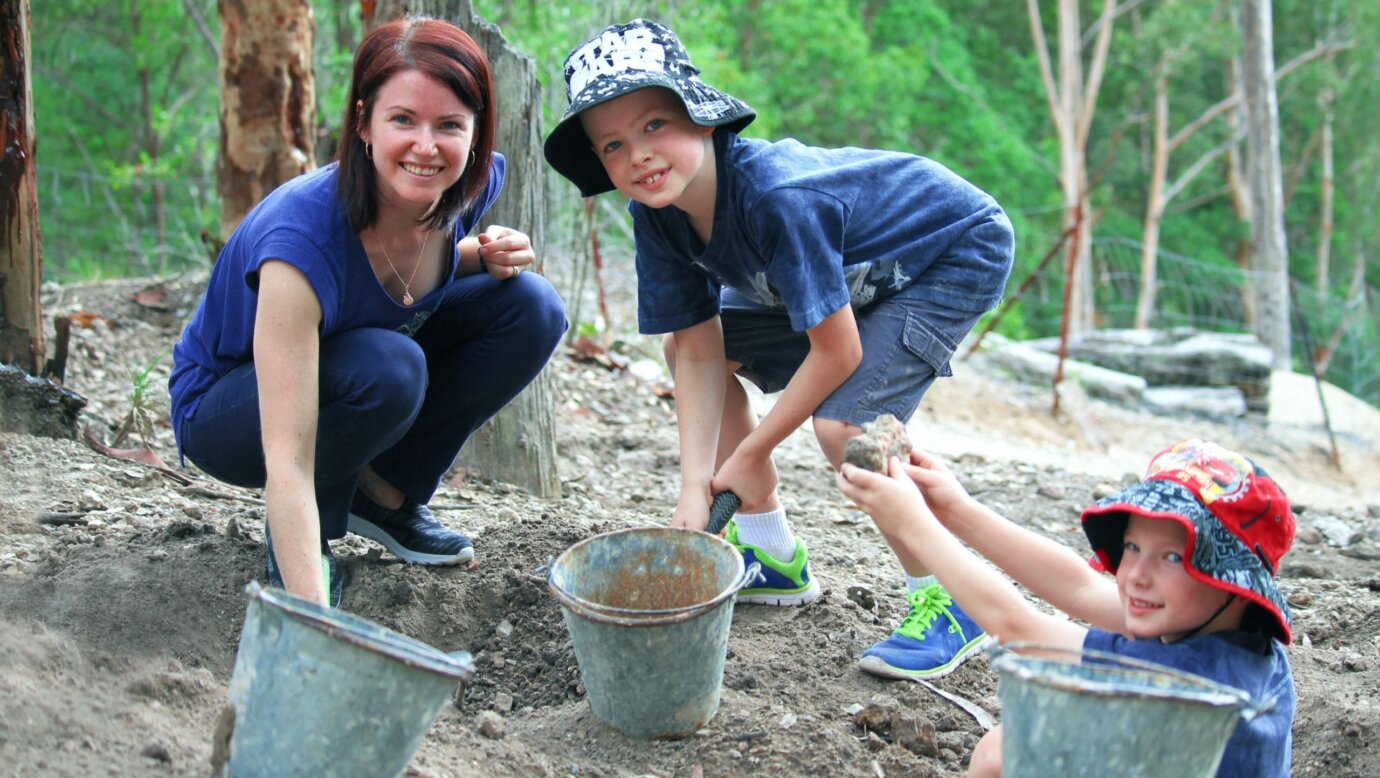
top-left (706, 491), bottom-right (741, 535)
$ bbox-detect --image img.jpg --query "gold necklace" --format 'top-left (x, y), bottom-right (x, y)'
top-left (377, 229), bottom-right (430, 306)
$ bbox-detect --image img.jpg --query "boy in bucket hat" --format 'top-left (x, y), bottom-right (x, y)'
top-left (545, 19), bottom-right (1014, 680)
top-left (837, 438), bottom-right (1296, 777)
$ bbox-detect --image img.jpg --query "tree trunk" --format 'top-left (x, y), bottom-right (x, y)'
top-left (1136, 70), bottom-right (1169, 330)
top-left (0, 0), bottom-right (45, 376)
top-left (404, 0), bottom-right (561, 498)
top-left (1240, 0), bottom-right (1291, 369)
top-left (1029, 0), bottom-right (1113, 336)
top-left (216, 0), bottom-right (316, 241)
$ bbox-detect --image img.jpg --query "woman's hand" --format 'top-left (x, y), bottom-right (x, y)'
top-left (477, 225), bottom-right (534, 279)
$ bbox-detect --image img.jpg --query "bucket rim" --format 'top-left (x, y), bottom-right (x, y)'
top-left (245, 581), bottom-right (472, 680)
top-left (989, 641), bottom-right (1265, 714)
top-left (547, 527), bottom-right (751, 627)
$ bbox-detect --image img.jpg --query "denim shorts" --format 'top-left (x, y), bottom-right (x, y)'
top-left (721, 284), bottom-right (984, 427)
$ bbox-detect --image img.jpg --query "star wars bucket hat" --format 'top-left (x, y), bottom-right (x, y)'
top-left (1081, 438), bottom-right (1296, 643)
top-left (543, 18), bottom-right (756, 197)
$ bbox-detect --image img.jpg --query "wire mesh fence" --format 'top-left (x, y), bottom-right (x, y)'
top-left (1009, 234), bottom-right (1380, 408)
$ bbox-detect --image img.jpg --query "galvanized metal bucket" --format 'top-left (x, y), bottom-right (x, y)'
top-left (548, 527), bottom-right (761, 739)
top-left (990, 643), bottom-right (1270, 778)
top-left (222, 581), bottom-right (472, 778)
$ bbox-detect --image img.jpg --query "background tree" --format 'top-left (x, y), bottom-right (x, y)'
top-left (1026, 0), bottom-right (1118, 335)
top-left (217, 0), bottom-right (316, 240)
top-left (1240, 0), bottom-right (1290, 368)
top-left (1, 0), bottom-right (44, 375)
top-left (21, 0), bottom-right (1380, 406)
top-left (385, 0), bottom-right (561, 497)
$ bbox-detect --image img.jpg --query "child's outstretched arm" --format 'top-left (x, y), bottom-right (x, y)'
top-left (713, 304), bottom-right (861, 502)
top-left (838, 458), bottom-right (1088, 649)
top-left (668, 317), bottom-right (730, 531)
top-left (900, 450), bottom-right (1124, 632)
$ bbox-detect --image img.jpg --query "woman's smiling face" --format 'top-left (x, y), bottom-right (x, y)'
top-left (360, 69), bottom-right (475, 215)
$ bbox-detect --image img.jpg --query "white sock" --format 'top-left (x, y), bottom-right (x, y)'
top-left (906, 574), bottom-right (939, 593)
top-left (733, 508), bottom-right (797, 563)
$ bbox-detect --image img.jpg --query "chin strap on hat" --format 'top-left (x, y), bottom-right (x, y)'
top-left (1175, 592), bottom-right (1237, 642)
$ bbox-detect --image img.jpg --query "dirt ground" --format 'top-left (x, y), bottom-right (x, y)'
top-left (2, 272), bottom-right (1379, 777)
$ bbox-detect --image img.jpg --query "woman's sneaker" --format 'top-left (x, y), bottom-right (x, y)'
top-left (724, 521), bottom-right (821, 606)
top-left (347, 492), bottom-right (474, 565)
top-left (858, 583), bottom-right (988, 679)
top-left (265, 530), bottom-right (345, 609)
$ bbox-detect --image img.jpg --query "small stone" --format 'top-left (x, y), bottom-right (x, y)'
top-left (493, 691), bottom-right (514, 713)
top-left (1312, 516), bottom-right (1360, 547)
top-left (779, 713), bottom-right (797, 729)
top-left (1295, 526), bottom-right (1324, 546)
top-left (1036, 483), bottom-right (1066, 500)
top-left (475, 710), bottom-right (506, 739)
top-left (1092, 483), bottom-right (1120, 500)
top-left (1287, 590), bottom-right (1313, 607)
top-left (141, 743), bottom-right (172, 763)
top-left (495, 619), bottom-right (514, 640)
top-left (843, 415), bottom-right (912, 472)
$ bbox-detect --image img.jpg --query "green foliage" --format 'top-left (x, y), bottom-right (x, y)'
top-left (26, 0), bottom-right (1380, 405)
top-left (113, 350), bottom-right (169, 448)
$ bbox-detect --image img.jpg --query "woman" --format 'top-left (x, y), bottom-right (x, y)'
top-left (170, 17), bottom-right (567, 607)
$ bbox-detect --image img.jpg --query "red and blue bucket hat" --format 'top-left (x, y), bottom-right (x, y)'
top-left (1081, 439), bottom-right (1296, 643)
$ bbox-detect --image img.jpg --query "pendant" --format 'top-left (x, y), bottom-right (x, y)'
top-left (402, 292), bottom-right (414, 306)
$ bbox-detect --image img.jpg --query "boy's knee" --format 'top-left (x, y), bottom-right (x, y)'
top-left (813, 418), bottom-right (861, 469)
top-left (662, 333), bottom-right (677, 371)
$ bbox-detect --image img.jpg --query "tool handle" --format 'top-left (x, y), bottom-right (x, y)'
top-left (706, 491), bottom-right (741, 535)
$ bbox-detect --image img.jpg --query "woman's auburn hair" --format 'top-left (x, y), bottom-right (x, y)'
top-left (336, 16), bottom-right (497, 233)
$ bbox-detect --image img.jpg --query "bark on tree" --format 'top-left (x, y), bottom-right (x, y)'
top-left (1028, 0), bottom-right (1115, 335)
top-left (1, 0), bottom-right (45, 375)
top-left (1240, 0), bottom-right (1291, 369)
top-left (217, 0), bottom-right (316, 241)
top-left (386, 0), bottom-right (561, 498)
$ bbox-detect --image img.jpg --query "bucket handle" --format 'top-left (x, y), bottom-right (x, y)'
top-left (549, 562), bottom-right (763, 626)
top-left (989, 641), bottom-right (1276, 721)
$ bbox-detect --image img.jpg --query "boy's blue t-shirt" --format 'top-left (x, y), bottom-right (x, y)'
top-left (168, 158), bottom-right (506, 439)
top-left (1084, 628), bottom-right (1294, 778)
top-left (631, 130), bottom-right (1013, 335)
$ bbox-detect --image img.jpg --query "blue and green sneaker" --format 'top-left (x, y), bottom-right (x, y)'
top-left (724, 520), bottom-right (821, 606)
top-left (858, 583), bottom-right (988, 679)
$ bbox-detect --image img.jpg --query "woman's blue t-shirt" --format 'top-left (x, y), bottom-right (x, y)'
top-left (169, 159), bottom-right (505, 439)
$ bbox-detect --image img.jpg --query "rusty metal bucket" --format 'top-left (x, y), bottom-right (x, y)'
top-left (990, 643), bottom-right (1270, 777)
top-left (547, 527), bottom-right (760, 739)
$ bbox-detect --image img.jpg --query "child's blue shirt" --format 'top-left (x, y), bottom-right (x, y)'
top-left (169, 158), bottom-right (505, 440)
top-left (1084, 628), bottom-right (1294, 778)
top-left (630, 130), bottom-right (1013, 335)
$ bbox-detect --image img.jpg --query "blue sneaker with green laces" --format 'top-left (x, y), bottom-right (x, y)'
top-left (724, 520), bottom-right (821, 606)
top-left (858, 583), bottom-right (988, 679)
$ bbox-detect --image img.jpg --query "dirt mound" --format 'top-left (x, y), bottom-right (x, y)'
top-left (1, 274), bottom-right (1378, 776)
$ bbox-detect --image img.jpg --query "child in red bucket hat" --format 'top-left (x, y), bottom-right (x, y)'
top-left (838, 438), bottom-right (1295, 778)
